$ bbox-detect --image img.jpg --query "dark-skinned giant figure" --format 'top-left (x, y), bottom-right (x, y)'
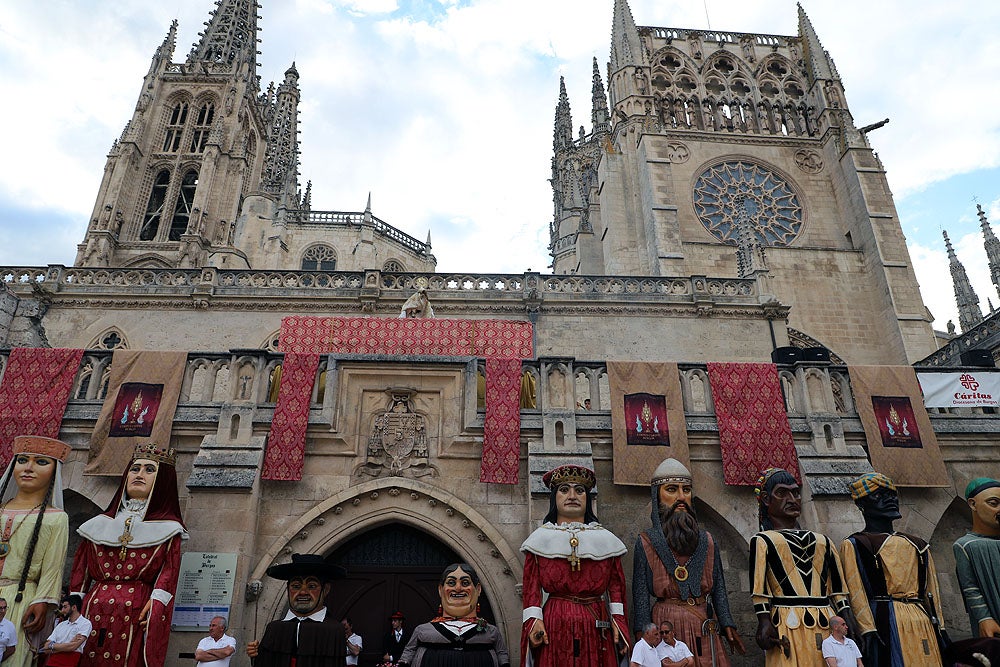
top-left (749, 468), bottom-right (853, 667)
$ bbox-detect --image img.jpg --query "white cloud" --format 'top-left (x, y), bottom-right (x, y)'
top-left (2, 0), bottom-right (1000, 324)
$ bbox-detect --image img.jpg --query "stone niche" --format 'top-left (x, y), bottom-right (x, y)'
top-left (329, 360), bottom-right (481, 477)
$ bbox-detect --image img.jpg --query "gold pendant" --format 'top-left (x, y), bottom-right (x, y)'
top-left (569, 536), bottom-right (580, 571)
top-left (674, 565), bottom-right (689, 582)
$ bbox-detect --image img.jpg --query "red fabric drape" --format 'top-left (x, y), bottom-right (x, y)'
top-left (0, 347), bottom-right (83, 467)
top-left (480, 358), bottom-right (522, 484)
top-left (271, 317), bottom-right (532, 483)
top-left (706, 362), bottom-right (800, 485)
top-left (262, 352), bottom-right (320, 481)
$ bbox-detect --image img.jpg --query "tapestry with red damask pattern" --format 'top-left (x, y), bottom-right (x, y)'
top-left (0, 347), bottom-right (83, 468)
top-left (270, 316), bottom-right (532, 483)
top-left (706, 362), bottom-right (800, 485)
top-left (480, 358), bottom-right (522, 484)
top-left (262, 353), bottom-right (320, 481)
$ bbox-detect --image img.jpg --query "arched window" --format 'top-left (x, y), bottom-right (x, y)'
top-left (190, 102), bottom-right (215, 153)
top-left (90, 328), bottom-right (128, 352)
top-left (382, 259), bottom-right (404, 272)
top-left (301, 244), bottom-right (336, 271)
top-left (168, 170), bottom-right (198, 240)
top-left (162, 102), bottom-right (189, 152)
top-left (140, 170), bottom-right (170, 240)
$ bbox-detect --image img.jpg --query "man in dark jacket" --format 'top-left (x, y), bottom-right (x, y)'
top-left (246, 553), bottom-right (347, 667)
top-left (382, 611), bottom-right (410, 665)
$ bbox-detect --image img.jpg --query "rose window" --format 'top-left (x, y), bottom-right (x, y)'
top-left (692, 161), bottom-right (803, 246)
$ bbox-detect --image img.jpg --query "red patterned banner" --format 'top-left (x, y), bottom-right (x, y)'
top-left (0, 347), bottom-right (84, 468)
top-left (274, 316), bottom-right (532, 484)
top-left (279, 316), bottom-right (533, 358)
top-left (263, 353), bottom-right (320, 481)
top-left (480, 358), bottom-right (522, 484)
top-left (706, 362), bottom-right (800, 486)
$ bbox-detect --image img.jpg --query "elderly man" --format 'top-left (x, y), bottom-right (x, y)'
top-left (840, 472), bottom-right (946, 665)
top-left (821, 616), bottom-right (862, 667)
top-left (195, 616), bottom-right (236, 667)
top-left (632, 458), bottom-right (744, 665)
top-left (750, 468), bottom-right (852, 667)
top-left (954, 477), bottom-right (1000, 638)
top-left (629, 624), bottom-right (663, 667)
top-left (520, 464), bottom-right (629, 667)
top-left (246, 553), bottom-right (348, 667)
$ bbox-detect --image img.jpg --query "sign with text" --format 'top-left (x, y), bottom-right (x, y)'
top-left (172, 552), bottom-right (238, 631)
top-left (918, 372), bottom-right (1000, 408)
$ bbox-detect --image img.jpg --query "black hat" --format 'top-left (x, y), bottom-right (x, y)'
top-left (266, 553), bottom-right (347, 582)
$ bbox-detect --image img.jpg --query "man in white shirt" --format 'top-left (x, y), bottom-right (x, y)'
top-left (630, 623), bottom-right (662, 667)
top-left (657, 622), bottom-right (694, 667)
top-left (195, 616), bottom-right (237, 667)
top-left (343, 617), bottom-right (362, 666)
top-left (0, 598), bottom-right (17, 663)
top-left (38, 595), bottom-right (93, 667)
top-left (821, 616), bottom-right (863, 667)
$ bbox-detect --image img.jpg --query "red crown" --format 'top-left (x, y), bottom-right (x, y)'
top-left (132, 443), bottom-right (176, 466)
top-left (13, 436), bottom-right (71, 462)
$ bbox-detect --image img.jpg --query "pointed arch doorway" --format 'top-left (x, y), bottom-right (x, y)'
top-left (326, 522), bottom-right (497, 667)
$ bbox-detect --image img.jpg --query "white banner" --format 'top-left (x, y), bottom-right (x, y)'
top-left (917, 372), bottom-right (1000, 408)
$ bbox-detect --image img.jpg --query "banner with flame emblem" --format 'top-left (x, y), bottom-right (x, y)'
top-left (86, 350), bottom-right (187, 475)
top-left (849, 365), bottom-right (948, 487)
top-left (107, 383), bottom-right (163, 438)
top-left (609, 362), bottom-right (689, 486)
top-left (871, 396), bottom-right (922, 448)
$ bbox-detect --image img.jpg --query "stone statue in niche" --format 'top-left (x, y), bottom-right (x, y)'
top-left (358, 389), bottom-right (436, 479)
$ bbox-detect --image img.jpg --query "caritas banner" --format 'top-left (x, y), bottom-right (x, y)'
top-left (918, 371), bottom-right (1000, 408)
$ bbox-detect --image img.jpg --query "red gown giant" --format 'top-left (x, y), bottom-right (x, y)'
top-left (70, 534), bottom-right (182, 667)
top-left (69, 446), bottom-right (187, 667)
top-left (520, 523), bottom-right (629, 667)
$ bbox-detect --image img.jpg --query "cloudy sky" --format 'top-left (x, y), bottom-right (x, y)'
top-left (1, 0), bottom-right (999, 333)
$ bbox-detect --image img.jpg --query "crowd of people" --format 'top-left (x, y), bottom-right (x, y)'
top-left (0, 429), bottom-right (997, 667)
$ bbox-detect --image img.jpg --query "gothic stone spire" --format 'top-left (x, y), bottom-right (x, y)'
top-left (261, 63), bottom-right (302, 205)
top-left (591, 57), bottom-right (610, 135)
top-left (187, 0), bottom-right (260, 80)
top-left (554, 76), bottom-right (574, 151)
top-left (944, 229), bottom-right (983, 332)
top-left (978, 204), bottom-right (1000, 299)
top-left (797, 3), bottom-right (836, 84)
top-left (610, 0), bottom-right (646, 74)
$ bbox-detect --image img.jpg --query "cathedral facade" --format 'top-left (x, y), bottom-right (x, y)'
top-left (0, 1), bottom-right (995, 666)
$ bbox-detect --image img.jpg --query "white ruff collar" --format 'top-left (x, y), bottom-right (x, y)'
top-left (520, 522), bottom-right (627, 560)
top-left (77, 512), bottom-right (189, 548)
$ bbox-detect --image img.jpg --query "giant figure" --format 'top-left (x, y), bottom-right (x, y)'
top-left (954, 477), bottom-right (1000, 638)
top-left (632, 458), bottom-right (745, 665)
top-left (0, 436), bottom-right (70, 667)
top-left (840, 472), bottom-right (946, 666)
top-left (397, 563), bottom-right (509, 667)
top-left (70, 443), bottom-right (187, 667)
top-left (246, 553), bottom-right (347, 667)
top-left (749, 468), bottom-right (852, 667)
top-left (520, 464), bottom-right (629, 667)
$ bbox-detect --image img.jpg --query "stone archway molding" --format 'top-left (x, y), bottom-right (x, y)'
top-left (247, 477), bottom-right (524, 638)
